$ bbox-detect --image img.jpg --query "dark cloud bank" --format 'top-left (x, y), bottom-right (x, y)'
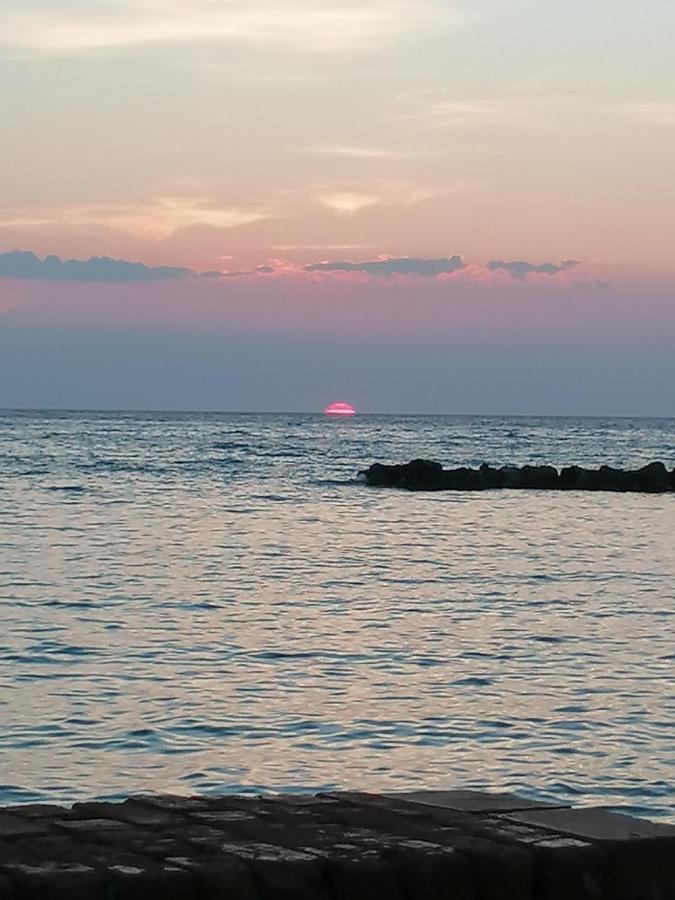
top-left (0, 250), bottom-right (582, 284)
top-left (0, 251), bottom-right (192, 283)
top-left (487, 259), bottom-right (579, 280)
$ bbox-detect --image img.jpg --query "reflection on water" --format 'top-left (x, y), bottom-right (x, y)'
top-left (0, 411), bottom-right (673, 819)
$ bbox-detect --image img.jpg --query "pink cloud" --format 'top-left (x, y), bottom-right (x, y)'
top-left (3, 265), bottom-right (672, 349)
top-left (215, 254), bottom-right (595, 287)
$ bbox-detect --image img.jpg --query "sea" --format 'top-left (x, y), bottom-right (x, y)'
top-left (0, 410), bottom-right (673, 820)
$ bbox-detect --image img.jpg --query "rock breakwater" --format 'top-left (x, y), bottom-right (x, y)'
top-left (362, 459), bottom-right (675, 492)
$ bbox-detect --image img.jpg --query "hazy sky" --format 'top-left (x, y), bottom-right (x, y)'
top-left (1, 1), bottom-right (674, 413)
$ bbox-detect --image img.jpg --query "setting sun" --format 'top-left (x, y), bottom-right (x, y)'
top-left (324, 401), bottom-right (356, 417)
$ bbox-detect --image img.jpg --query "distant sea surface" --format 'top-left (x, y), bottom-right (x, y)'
top-left (1, 410), bottom-right (674, 820)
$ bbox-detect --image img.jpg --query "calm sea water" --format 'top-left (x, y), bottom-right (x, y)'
top-left (0, 410), bottom-right (674, 820)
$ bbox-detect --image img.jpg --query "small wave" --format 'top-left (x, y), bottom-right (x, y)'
top-left (174, 459), bottom-right (230, 467)
top-left (453, 676), bottom-right (495, 687)
top-left (45, 485), bottom-right (86, 493)
top-left (310, 477), bottom-right (363, 488)
top-left (77, 460), bottom-right (149, 474)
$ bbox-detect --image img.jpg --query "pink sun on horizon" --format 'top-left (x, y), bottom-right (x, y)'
top-left (324, 401), bottom-right (356, 417)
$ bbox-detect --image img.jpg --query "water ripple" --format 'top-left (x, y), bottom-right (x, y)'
top-left (0, 410), bottom-right (673, 819)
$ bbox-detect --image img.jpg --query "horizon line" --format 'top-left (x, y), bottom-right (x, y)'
top-left (1, 406), bottom-right (674, 421)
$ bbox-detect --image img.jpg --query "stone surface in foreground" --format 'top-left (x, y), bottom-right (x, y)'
top-left (0, 790), bottom-right (674, 898)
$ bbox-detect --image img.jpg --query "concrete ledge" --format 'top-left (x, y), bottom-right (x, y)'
top-left (381, 789), bottom-right (570, 813)
top-left (0, 791), bottom-right (673, 899)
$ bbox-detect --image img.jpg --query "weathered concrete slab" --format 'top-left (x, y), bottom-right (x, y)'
top-left (504, 806), bottom-right (675, 843)
top-left (382, 789), bottom-right (567, 813)
top-left (0, 791), bottom-right (673, 899)
top-left (503, 807), bottom-right (675, 900)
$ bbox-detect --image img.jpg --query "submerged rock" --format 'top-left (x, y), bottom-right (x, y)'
top-left (360, 460), bottom-right (675, 493)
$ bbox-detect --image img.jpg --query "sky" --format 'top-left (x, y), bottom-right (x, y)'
top-left (1, 0), bottom-right (674, 414)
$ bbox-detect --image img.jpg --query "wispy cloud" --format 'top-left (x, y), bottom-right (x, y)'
top-left (272, 244), bottom-right (381, 253)
top-left (304, 255), bottom-right (466, 277)
top-left (611, 100), bottom-right (675, 126)
top-left (397, 92), bottom-right (576, 128)
top-left (488, 259), bottom-right (579, 280)
top-left (316, 192), bottom-right (381, 216)
top-left (303, 144), bottom-right (413, 160)
top-left (2, 181), bottom-right (442, 236)
top-left (0, 195), bottom-right (269, 240)
top-left (399, 92), bottom-right (675, 131)
top-left (0, 250), bottom-right (192, 282)
top-left (2, 1), bottom-right (461, 54)
top-left (316, 183), bottom-right (435, 216)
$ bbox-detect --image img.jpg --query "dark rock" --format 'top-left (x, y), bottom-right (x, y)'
top-left (501, 466), bottom-right (526, 489)
top-left (521, 466), bottom-right (559, 489)
top-left (0, 813), bottom-right (51, 841)
top-left (400, 459), bottom-right (444, 490)
top-left (574, 468), bottom-right (604, 491)
top-left (559, 465), bottom-right (582, 489)
top-left (361, 459), bottom-right (443, 491)
top-left (165, 856), bottom-right (258, 899)
top-left (70, 800), bottom-right (186, 829)
top-left (219, 842), bottom-right (328, 900)
top-left (9, 806), bottom-right (64, 822)
top-left (479, 464), bottom-right (505, 489)
top-left (597, 466), bottom-right (632, 492)
top-left (380, 842), bottom-right (474, 900)
top-left (326, 852), bottom-right (403, 900)
top-left (637, 461), bottom-right (671, 492)
top-left (363, 461), bottom-right (675, 493)
top-left (0, 862), bottom-right (106, 900)
top-left (442, 467), bottom-right (484, 490)
top-left (105, 862), bottom-right (196, 900)
top-left (360, 462), bottom-right (399, 487)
